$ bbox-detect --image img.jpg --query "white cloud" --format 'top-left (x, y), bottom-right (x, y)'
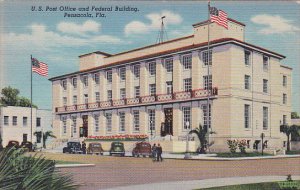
top-left (57, 20), bottom-right (101, 36)
top-left (251, 14), bottom-right (299, 34)
top-left (125, 10), bottom-right (183, 36)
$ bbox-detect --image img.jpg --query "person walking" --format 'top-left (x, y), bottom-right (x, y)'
top-left (156, 143), bottom-right (163, 162)
top-left (152, 143), bottom-right (157, 161)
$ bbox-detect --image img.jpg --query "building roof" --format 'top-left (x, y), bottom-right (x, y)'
top-left (192, 18), bottom-right (246, 27)
top-left (49, 37), bottom-right (286, 81)
top-left (78, 51), bottom-right (111, 58)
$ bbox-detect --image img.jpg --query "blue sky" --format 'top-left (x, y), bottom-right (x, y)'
top-left (1, 1), bottom-right (299, 113)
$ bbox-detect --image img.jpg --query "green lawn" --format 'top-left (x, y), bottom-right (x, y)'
top-left (286, 150), bottom-right (300, 155)
top-left (196, 180), bottom-right (300, 190)
top-left (215, 152), bottom-right (272, 158)
top-left (55, 160), bottom-right (83, 165)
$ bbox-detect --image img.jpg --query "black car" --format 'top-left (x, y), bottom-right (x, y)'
top-left (63, 141), bottom-right (83, 154)
top-left (21, 141), bottom-right (33, 152)
top-left (109, 142), bottom-right (125, 156)
top-left (6, 140), bottom-right (20, 149)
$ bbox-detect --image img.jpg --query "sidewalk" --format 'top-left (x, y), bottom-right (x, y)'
top-left (104, 175), bottom-right (300, 190)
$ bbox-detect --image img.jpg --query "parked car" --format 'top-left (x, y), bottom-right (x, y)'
top-left (63, 141), bottom-right (82, 154)
top-left (6, 140), bottom-right (20, 149)
top-left (87, 142), bottom-right (104, 155)
top-left (109, 142), bottom-right (125, 156)
top-left (132, 142), bottom-right (152, 157)
top-left (21, 141), bottom-right (33, 152)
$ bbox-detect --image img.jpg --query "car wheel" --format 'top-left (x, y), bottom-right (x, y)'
top-left (121, 153), bottom-right (125, 157)
top-left (110, 153), bottom-right (112, 156)
top-left (143, 155), bottom-right (146, 158)
top-left (132, 153), bottom-right (135, 157)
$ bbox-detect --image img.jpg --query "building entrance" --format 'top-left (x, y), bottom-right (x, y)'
top-left (161, 108), bottom-right (173, 136)
top-left (80, 115), bottom-right (88, 137)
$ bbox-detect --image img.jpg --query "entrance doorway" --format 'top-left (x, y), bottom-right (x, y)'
top-left (80, 115), bottom-right (88, 137)
top-left (23, 134), bottom-right (28, 143)
top-left (161, 108), bottom-right (173, 136)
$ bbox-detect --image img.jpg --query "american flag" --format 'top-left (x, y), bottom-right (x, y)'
top-left (210, 6), bottom-right (228, 29)
top-left (31, 57), bottom-right (48, 77)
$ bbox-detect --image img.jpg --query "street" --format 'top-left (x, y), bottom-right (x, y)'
top-left (40, 153), bottom-right (300, 190)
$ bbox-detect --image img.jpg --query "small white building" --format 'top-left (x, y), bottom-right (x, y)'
top-left (0, 106), bottom-right (52, 148)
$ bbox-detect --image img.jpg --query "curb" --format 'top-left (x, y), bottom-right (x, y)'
top-left (55, 164), bottom-right (95, 168)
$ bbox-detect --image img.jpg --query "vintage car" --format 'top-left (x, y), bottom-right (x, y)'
top-left (6, 140), bottom-right (20, 149)
top-left (63, 141), bottom-right (82, 154)
top-left (20, 141), bottom-right (33, 152)
top-left (109, 142), bottom-right (125, 156)
top-left (132, 142), bottom-right (152, 157)
top-left (87, 142), bottom-right (104, 155)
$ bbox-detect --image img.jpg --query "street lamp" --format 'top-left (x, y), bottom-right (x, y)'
top-left (184, 121), bottom-right (191, 159)
top-left (261, 133), bottom-right (265, 156)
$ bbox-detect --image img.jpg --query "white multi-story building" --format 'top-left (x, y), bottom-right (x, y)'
top-left (0, 106), bottom-right (52, 148)
top-left (49, 18), bottom-right (292, 152)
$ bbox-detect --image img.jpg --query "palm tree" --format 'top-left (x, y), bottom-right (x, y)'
top-left (0, 147), bottom-right (79, 190)
top-left (280, 124), bottom-right (300, 152)
top-left (34, 131), bottom-right (56, 149)
top-left (189, 124), bottom-right (215, 154)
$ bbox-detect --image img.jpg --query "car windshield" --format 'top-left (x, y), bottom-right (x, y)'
top-left (68, 142), bottom-right (80, 147)
top-left (92, 144), bottom-right (101, 147)
top-left (141, 144), bottom-right (150, 147)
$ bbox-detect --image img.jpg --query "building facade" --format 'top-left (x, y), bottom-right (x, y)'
top-left (50, 18), bottom-right (292, 152)
top-left (0, 106), bottom-right (52, 148)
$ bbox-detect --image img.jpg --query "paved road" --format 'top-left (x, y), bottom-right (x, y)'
top-left (41, 153), bottom-right (300, 190)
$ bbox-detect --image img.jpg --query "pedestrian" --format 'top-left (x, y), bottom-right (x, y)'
top-left (156, 143), bottom-right (163, 162)
top-left (152, 143), bottom-right (157, 161)
top-left (82, 141), bottom-right (87, 154)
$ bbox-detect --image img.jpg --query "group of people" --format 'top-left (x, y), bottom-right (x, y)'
top-left (151, 143), bottom-right (163, 162)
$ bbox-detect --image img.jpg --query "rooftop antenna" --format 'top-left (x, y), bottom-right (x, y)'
top-left (156, 16), bottom-right (168, 44)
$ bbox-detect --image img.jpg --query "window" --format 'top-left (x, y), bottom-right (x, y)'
top-left (184, 78), bottom-right (192, 92)
top-left (72, 116), bottom-right (77, 134)
top-left (94, 73), bottom-right (100, 85)
top-left (166, 81), bottom-right (173, 94)
top-left (263, 56), bottom-right (269, 71)
top-left (36, 118), bottom-right (41, 127)
top-left (263, 107), bottom-right (268, 130)
top-left (149, 84), bottom-right (156, 96)
top-left (133, 64), bottom-right (140, 79)
top-left (84, 94), bottom-right (88, 104)
top-left (148, 109), bottom-right (155, 131)
top-left (263, 79), bottom-right (268, 93)
top-left (95, 92), bottom-right (100, 102)
top-left (165, 58), bottom-right (173, 72)
top-left (72, 77), bottom-right (77, 89)
top-left (182, 54), bottom-right (192, 69)
top-left (203, 75), bottom-right (212, 90)
top-left (148, 62), bottom-right (156, 76)
top-left (120, 88), bottom-right (126, 99)
top-left (244, 104), bottom-right (250, 128)
top-left (62, 117), bottom-right (67, 134)
top-left (4, 116), bottom-right (9, 125)
top-left (203, 50), bottom-right (212, 66)
top-left (183, 107), bottom-right (191, 130)
top-left (107, 90), bottom-right (112, 101)
top-left (133, 110), bottom-right (140, 131)
top-left (134, 86), bottom-right (140, 98)
top-left (244, 75), bottom-right (251, 90)
top-left (119, 112), bottom-right (125, 132)
top-left (36, 132), bottom-right (42, 143)
top-left (73, 95), bottom-right (77, 105)
top-left (283, 93), bottom-right (287, 104)
top-left (63, 97), bottom-right (67, 106)
top-left (106, 70), bottom-right (112, 83)
top-left (244, 50), bottom-right (251, 66)
top-left (94, 115), bottom-right (99, 132)
top-left (283, 115), bottom-right (287, 125)
top-left (23, 117), bottom-right (28, 126)
top-left (106, 113), bottom-right (112, 132)
top-left (62, 80), bottom-right (67, 91)
top-left (202, 104), bottom-right (211, 129)
top-left (119, 67), bottom-right (126, 81)
top-left (283, 75), bottom-right (287, 87)
top-left (83, 75), bottom-right (88, 87)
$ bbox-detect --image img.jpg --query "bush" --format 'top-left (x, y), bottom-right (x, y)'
top-left (238, 139), bottom-right (247, 154)
top-left (227, 140), bottom-right (238, 153)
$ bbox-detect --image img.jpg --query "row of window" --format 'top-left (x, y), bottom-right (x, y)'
top-left (62, 75), bottom-right (213, 105)
top-left (61, 51), bottom-right (213, 91)
top-left (244, 50), bottom-right (270, 71)
top-left (3, 116), bottom-right (41, 127)
top-left (244, 105), bottom-right (269, 129)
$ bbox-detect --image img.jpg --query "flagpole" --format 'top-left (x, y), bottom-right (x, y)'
top-left (30, 55), bottom-right (33, 143)
top-left (207, 1), bottom-right (211, 152)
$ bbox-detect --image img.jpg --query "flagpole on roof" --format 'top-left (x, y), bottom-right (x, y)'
top-left (30, 55), bottom-right (33, 143)
top-left (207, 1), bottom-right (211, 152)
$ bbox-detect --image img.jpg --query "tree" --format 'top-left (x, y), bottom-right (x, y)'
top-left (0, 86), bottom-right (19, 106)
top-left (291, 112), bottom-right (300, 119)
top-left (189, 124), bottom-right (215, 154)
top-left (34, 131), bottom-right (56, 149)
top-left (18, 96), bottom-right (37, 108)
top-left (0, 133), bottom-right (3, 151)
top-left (0, 148), bottom-right (78, 189)
top-left (280, 124), bottom-right (300, 151)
